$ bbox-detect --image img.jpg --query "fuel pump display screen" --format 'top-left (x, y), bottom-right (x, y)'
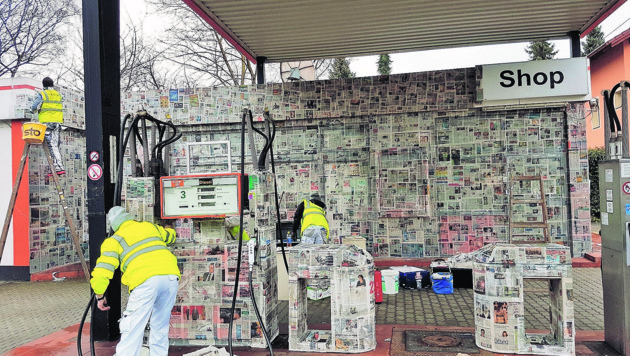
top-left (160, 174), bottom-right (243, 218)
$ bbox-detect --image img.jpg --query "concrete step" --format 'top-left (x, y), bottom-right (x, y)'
top-left (31, 262), bottom-right (87, 282)
top-left (585, 252), bottom-right (602, 264)
top-left (572, 256), bottom-right (601, 268)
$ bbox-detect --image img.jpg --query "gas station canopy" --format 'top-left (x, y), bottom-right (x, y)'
top-left (184, 0), bottom-right (625, 64)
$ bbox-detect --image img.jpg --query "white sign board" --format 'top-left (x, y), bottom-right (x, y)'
top-left (481, 58), bottom-right (589, 102)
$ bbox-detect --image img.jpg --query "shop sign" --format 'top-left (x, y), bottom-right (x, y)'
top-left (481, 57), bottom-right (589, 101)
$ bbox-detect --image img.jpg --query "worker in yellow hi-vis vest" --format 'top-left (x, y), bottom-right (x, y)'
top-left (292, 192), bottom-right (329, 244)
top-left (225, 215), bottom-right (250, 241)
top-left (91, 206), bottom-right (180, 356)
top-left (31, 77), bottom-right (65, 176)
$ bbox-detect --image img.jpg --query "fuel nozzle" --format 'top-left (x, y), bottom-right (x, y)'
top-left (247, 237), bottom-right (257, 271)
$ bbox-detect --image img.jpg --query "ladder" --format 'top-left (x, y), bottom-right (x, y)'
top-left (508, 175), bottom-right (550, 244)
top-left (0, 141), bottom-right (90, 283)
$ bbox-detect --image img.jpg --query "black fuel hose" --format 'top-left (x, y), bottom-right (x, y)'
top-left (266, 113), bottom-right (289, 272)
top-left (247, 111), bottom-right (269, 170)
top-left (608, 83), bottom-right (622, 133)
top-left (228, 110), bottom-right (247, 356)
top-left (77, 293), bottom-right (96, 355)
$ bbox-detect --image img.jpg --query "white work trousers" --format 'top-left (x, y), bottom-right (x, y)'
top-left (301, 225), bottom-right (328, 244)
top-left (44, 123), bottom-right (64, 172)
top-left (116, 274), bottom-right (179, 356)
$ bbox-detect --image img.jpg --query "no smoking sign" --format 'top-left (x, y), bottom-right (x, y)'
top-left (89, 151), bottom-right (100, 162)
top-left (88, 164), bottom-right (103, 181)
top-left (623, 182), bottom-right (630, 194)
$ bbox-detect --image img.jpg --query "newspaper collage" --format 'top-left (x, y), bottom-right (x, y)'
top-left (117, 69), bottom-right (590, 259)
top-left (27, 128), bottom-right (88, 274)
top-left (121, 177), bottom-right (156, 223)
top-left (20, 67), bottom-right (592, 278)
top-left (151, 115), bottom-right (589, 260)
top-left (166, 240), bottom-right (278, 347)
top-left (472, 244), bottom-right (574, 355)
top-left (286, 244), bottom-right (376, 353)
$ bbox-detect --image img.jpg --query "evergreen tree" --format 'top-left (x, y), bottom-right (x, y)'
top-left (377, 54), bottom-right (392, 75)
top-left (582, 26), bottom-right (606, 56)
top-left (525, 40), bottom-right (558, 61)
top-left (329, 58), bottom-right (355, 79)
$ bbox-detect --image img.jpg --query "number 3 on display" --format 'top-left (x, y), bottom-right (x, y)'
top-left (180, 191), bottom-right (186, 199)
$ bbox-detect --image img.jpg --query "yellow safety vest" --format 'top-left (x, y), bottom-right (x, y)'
top-left (228, 225), bottom-right (250, 241)
top-left (301, 199), bottom-right (329, 239)
top-left (38, 89), bottom-right (63, 123)
top-left (90, 220), bottom-right (180, 294)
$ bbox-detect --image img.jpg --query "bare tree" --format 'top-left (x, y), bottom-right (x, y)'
top-left (146, 0), bottom-right (258, 86)
top-left (0, 0), bottom-right (79, 77)
top-left (313, 59), bottom-right (334, 80)
top-left (120, 20), bottom-right (167, 91)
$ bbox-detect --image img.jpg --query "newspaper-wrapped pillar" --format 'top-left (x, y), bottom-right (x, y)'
top-left (287, 244), bottom-right (376, 353)
top-left (473, 244), bottom-right (574, 355)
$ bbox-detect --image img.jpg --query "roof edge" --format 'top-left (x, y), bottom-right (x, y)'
top-left (182, 0), bottom-right (257, 64)
top-left (588, 27), bottom-right (630, 58)
top-left (582, 0), bottom-right (627, 38)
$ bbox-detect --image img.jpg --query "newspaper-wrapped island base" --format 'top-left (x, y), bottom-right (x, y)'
top-left (287, 244), bottom-right (376, 353)
top-left (472, 244), bottom-right (574, 355)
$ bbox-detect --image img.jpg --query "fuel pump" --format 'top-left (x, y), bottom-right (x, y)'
top-left (126, 108), bottom-right (281, 356)
top-left (599, 80), bottom-right (630, 356)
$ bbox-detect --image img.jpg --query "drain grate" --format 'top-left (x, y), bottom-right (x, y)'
top-left (404, 330), bottom-right (479, 353)
top-left (421, 334), bottom-right (462, 347)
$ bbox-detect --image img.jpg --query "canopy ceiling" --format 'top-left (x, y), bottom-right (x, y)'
top-left (183, 0), bottom-right (625, 64)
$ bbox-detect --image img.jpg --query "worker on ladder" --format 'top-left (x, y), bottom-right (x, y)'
top-left (31, 77), bottom-right (65, 176)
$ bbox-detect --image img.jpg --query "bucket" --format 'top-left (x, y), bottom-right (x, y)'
top-left (381, 269), bottom-right (399, 295)
top-left (22, 123), bottom-right (47, 143)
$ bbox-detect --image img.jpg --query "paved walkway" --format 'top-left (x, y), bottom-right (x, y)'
top-left (1, 268), bottom-right (605, 355)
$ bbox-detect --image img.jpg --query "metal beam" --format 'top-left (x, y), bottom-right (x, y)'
top-left (83, 0), bottom-right (121, 341)
top-left (257, 57), bottom-right (266, 84)
top-left (568, 31), bottom-right (581, 58)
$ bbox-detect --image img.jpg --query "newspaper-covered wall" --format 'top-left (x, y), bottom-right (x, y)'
top-left (28, 129), bottom-right (88, 273)
top-left (121, 177), bottom-right (156, 223)
top-left (287, 244), bottom-right (376, 353)
top-left (473, 244), bottom-right (574, 355)
top-left (23, 67), bottom-right (592, 276)
top-left (118, 69), bottom-right (591, 258)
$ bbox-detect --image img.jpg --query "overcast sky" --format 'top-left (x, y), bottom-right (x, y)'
top-left (350, 2), bottom-right (630, 77)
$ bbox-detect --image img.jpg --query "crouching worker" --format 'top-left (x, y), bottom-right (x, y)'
top-left (90, 206), bottom-right (180, 356)
top-left (292, 192), bottom-right (329, 244)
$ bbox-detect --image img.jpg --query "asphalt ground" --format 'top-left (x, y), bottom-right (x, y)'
top-left (0, 267), bottom-right (604, 355)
